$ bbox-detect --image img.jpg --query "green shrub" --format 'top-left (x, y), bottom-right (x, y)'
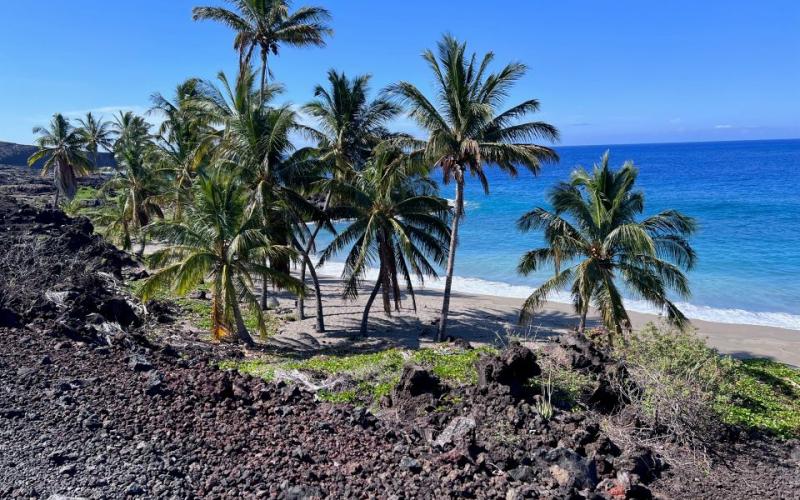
top-left (531, 355), bottom-right (595, 410)
top-left (616, 324), bottom-right (733, 455)
top-left (617, 323), bottom-right (800, 442)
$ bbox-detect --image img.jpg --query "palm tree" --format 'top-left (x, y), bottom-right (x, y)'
top-left (139, 172), bottom-right (301, 345)
top-left (77, 112), bottom-right (115, 168)
top-left (304, 69), bottom-right (402, 173)
top-left (319, 145), bottom-right (451, 336)
top-left (78, 113), bottom-right (114, 165)
top-left (28, 113), bottom-right (93, 206)
top-left (107, 120), bottom-right (165, 256)
top-left (198, 68), bottom-right (325, 328)
top-left (83, 193), bottom-right (134, 251)
top-left (150, 79), bottom-right (216, 220)
top-left (113, 111), bottom-right (151, 154)
top-left (296, 69), bottom-right (402, 320)
top-left (388, 34), bottom-right (560, 341)
top-left (516, 152), bottom-right (697, 343)
top-left (192, 0), bottom-right (332, 99)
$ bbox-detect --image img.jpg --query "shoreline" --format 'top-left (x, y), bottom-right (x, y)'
top-left (274, 267), bottom-right (800, 367)
top-left (313, 261), bottom-right (800, 331)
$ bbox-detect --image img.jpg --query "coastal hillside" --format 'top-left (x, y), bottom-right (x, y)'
top-left (0, 141), bottom-right (115, 169)
top-left (3, 1), bottom-right (799, 498)
top-left (2, 147), bottom-right (800, 499)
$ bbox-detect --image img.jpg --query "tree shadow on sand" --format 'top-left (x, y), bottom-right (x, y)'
top-left (266, 284), bottom-right (586, 357)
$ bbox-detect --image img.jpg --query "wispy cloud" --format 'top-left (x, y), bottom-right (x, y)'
top-left (62, 105), bottom-right (149, 119)
top-left (669, 117), bottom-right (682, 124)
top-left (714, 124), bottom-right (733, 129)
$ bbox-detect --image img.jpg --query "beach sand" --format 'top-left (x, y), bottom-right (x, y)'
top-left (266, 271), bottom-right (800, 367)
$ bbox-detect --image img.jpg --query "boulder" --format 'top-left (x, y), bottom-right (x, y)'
top-left (614, 446), bottom-right (658, 482)
top-left (399, 456), bottom-right (422, 473)
top-left (0, 307), bottom-right (19, 327)
top-left (99, 297), bottom-right (139, 329)
top-left (128, 354), bottom-right (153, 372)
top-left (476, 343), bottom-right (540, 393)
top-left (393, 365), bottom-right (442, 399)
top-left (540, 447), bottom-right (598, 490)
top-left (145, 371), bottom-right (165, 395)
top-left (433, 416), bottom-right (476, 449)
top-left (507, 465), bottom-right (536, 483)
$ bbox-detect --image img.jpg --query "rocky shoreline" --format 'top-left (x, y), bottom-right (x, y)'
top-left (1, 180), bottom-right (798, 498)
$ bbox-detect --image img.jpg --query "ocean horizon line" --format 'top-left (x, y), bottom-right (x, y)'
top-left (556, 136), bottom-right (800, 149)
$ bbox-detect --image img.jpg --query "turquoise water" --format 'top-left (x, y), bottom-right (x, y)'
top-left (319, 139), bottom-right (800, 330)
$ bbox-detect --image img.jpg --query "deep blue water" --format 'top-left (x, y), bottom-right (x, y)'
top-left (321, 139), bottom-right (800, 329)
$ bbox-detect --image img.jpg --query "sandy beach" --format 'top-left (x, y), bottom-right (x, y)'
top-left (269, 271), bottom-right (800, 367)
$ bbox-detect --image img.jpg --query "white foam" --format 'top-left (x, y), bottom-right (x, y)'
top-left (312, 260), bottom-right (800, 331)
top-left (445, 198), bottom-right (481, 210)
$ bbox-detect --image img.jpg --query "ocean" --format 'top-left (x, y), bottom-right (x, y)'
top-left (317, 139), bottom-right (800, 330)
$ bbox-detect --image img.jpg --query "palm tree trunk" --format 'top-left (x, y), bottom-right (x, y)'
top-left (293, 236), bottom-right (325, 332)
top-left (259, 50), bottom-right (268, 104)
top-left (296, 193), bottom-right (331, 323)
top-left (380, 273), bottom-right (392, 315)
top-left (260, 266), bottom-right (269, 310)
top-left (136, 233), bottom-right (146, 257)
top-left (52, 161), bottom-right (61, 207)
top-left (231, 296), bottom-right (255, 346)
top-left (360, 272), bottom-right (383, 337)
top-left (297, 261), bottom-right (307, 320)
top-left (378, 239), bottom-right (393, 316)
top-left (437, 176), bottom-right (464, 341)
top-left (578, 307), bottom-right (587, 333)
top-left (305, 254), bottom-right (325, 333)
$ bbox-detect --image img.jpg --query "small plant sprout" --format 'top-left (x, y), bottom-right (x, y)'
top-left (535, 370), bottom-right (554, 420)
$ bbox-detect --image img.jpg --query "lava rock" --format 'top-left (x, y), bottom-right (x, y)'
top-left (0, 408), bottom-right (25, 419)
top-left (433, 416), bottom-right (476, 449)
top-left (476, 342), bottom-right (540, 393)
top-left (145, 371), bottom-right (165, 396)
top-left (58, 464), bottom-right (77, 476)
top-left (507, 465), bottom-right (536, 483)
top-left (393, 364), bottom-right (442, 399)
top-left (99, 297), bottom-right (139, 329)
top-left (128, 354), bottom-right (153, 372)
top-left (399, 456), bottom-right (422, 473)
top-left (541, 447), bottom-right (598, 490)
top-left (0, 307), bottom-right (20, 327)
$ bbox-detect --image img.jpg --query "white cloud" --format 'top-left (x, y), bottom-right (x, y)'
top-left (714, 124), bottom-right (733, 129)
top-left (62, 105), bottom-right (150, 120)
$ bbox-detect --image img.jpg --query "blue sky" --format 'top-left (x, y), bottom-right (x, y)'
top-left (1, 0), bottom-right (798, 146)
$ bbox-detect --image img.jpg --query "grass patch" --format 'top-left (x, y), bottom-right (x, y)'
top-left (283, 349), bottom-right (406, 375)
top-left (63, 186), bottom-right (101, 215)
top-left (218, 359), bottom-right (277, 380)
top-left (219, 345), bottom-right (498, 406)
top-left (74, 186), bottom-right (100, 202)
top-left (718, 358), bottom-right (800, 438)
top-left (411, 347), bottom-right (496, 384)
